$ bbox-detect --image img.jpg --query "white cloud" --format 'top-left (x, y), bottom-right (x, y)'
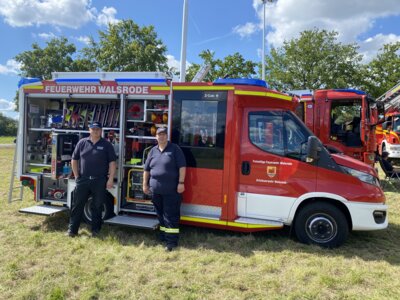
top-left (96, 6), bottom-right (119, 27)
top-left (244, 0), bottom-right (400, 61)
top-left (37, 32), bottom-right (57, 40)
top-left (233, 22), bottom-right (257, 38)
top-left (0, 98), bottom-right (16, 111)
top-left (0, 0), bottom-right (96, 29)
top-left (166, 54), bottom-right (192, 72)
top-left (76, 35), bottom-right (91, 45)
top-left (359, 33), bottom-right (400, 63)
top-left (0, 59), bottom-right (21, 75)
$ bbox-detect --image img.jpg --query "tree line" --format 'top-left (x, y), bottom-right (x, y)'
top-left (13, 20), bottom-right (400, 109)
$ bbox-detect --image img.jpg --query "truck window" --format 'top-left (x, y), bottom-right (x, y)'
top-left (330, 100), bottom-right (362, 147)
top-left (249, 111), bottom-right (284, 156)
top-left (249, 111), bottom-right (310, 160)
top-left (172, 91), bottom-right (227, 169)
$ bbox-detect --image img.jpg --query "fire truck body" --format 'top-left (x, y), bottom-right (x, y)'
top-left (17, 73), bottom-right (387, 247)
top-left (297, 89), bottom-right (382, 166)
top-left (376, 82), bottom-right (400, 163)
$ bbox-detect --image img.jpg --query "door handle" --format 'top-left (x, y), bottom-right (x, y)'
top-left (241, 161), bottom-right (250, 175)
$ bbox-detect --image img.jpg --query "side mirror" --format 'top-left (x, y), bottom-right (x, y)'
top-left (306, 136), bottom-right (320, 163)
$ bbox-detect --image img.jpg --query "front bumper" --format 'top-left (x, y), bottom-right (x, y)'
top-left (346, 202), bottom-right (388, 230)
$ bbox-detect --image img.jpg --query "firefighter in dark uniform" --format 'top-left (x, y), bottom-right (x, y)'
top-left (143, 127), bottom-right (186, 251)
top-left (67, 121), bottom-right (117, 237)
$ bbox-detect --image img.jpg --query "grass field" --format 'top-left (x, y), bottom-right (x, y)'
top-left (0, 136), bottom-right (16, 144)
top-left (1, 147), bottom-right (400, 299)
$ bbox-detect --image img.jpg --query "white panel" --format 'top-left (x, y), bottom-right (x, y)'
top-left (241, 193), bottom-right (296, 221)
top-left (237, 192), bottom-right (247, 216)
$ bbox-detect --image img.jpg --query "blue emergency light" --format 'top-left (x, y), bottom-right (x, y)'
top-left (18, 77), bottom-right (41, 88)
top-left (334, 89), bottom-right (366, 95)
top-left (214, 78), bottom-right (268, 88)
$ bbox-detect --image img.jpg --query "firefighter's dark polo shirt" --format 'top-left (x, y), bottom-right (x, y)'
top-left (144, 142), bottom-right (186, 194)
top-left (72, 137), bottom-right (117, 178)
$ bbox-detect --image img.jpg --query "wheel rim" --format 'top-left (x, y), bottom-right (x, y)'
top-left (305, 213), bottom-right (337, 243)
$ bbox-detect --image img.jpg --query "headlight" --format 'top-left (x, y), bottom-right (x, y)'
top-left (341, 166), bottom-right (380, 187)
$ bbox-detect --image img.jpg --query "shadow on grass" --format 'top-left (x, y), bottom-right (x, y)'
top-left (33, 209), bottom-right (400, 266)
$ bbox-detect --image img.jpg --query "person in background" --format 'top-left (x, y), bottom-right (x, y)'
top-left (143, 127), bottom-right (186, 251)
top-left (67, 121), bottom-right (117, 237)
top-left (381, 151), bottom-right (400, 177)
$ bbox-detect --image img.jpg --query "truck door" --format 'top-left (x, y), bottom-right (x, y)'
top-left (171, 90), bottom-right (227, 216)
top-left (238, 108), bottom-right (316, 221)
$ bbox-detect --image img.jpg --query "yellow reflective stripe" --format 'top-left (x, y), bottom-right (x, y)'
top-left (160, 226), bottom-right (166, 232)
top-left (180, 216), bottom-right (283, 229)
top-left (164, 228), bottom-right (179, 234)
top-left (234, 90), bottom-right (292, 101)
top-left (150, 86), bottom-right (170, 91)
top-left (23, 85), bottom-right (43, 90)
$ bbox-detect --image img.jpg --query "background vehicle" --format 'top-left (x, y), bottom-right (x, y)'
top-left (294, 89), bottom-right (384, 166)
top-left (376, 82), bottom-right (400, 164)
top-left (16, 73), bottom-right (387, 247)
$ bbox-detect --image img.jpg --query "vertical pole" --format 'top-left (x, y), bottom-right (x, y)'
top-left (262, 0), bottom-right (266, 81)
top-left (180, 0), bottom-right (189, 82)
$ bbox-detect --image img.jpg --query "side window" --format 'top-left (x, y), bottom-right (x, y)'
top-left (249, 111), bottom-right (284, 156)
top-left (172, 91), bottom-right (227, 169)
top-left (283, 112), bottom-right (310, 160)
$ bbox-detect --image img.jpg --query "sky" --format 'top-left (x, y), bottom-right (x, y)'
top-left (0, 0), bottom-right (400, 120)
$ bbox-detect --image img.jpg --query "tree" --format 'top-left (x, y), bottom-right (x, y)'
top-left (361, 42), bottom-right (400, 98)
top-left (14, 37), bottom-right (87, 80)
top-left (186, 50), bottom-right (256, 82)
top-left (82, 20), bottom-right (168, 72)
top-left (265, 29), bottom-right (363, 91)
top-left (0, 113), bottom-right (17, 136)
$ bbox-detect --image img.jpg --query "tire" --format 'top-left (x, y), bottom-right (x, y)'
top-left (83, 191), bottom-right (115, 224)
top-left (294, 202), bottom-right (349, 248)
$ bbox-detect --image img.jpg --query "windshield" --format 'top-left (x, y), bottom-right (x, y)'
top-left (330, 99), bottom-right (362, 147)
top-left (394, 116), bottom-right (400, 132)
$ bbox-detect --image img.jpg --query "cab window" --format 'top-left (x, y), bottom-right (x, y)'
top-left (249, 111), bottom-right (310, 160)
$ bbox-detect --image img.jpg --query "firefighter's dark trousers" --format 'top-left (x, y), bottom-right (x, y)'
top-left (152, 193), bottom-right (182, 247)
top-left (68, 176), bottom-right (107, 234)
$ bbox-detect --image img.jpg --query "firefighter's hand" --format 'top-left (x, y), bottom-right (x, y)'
top-left (177, 183), bottom-right (185, 194)
top-left (143, 184), bottom-right (150, 195)
top-left (106, 178), bottom-right (114, 189)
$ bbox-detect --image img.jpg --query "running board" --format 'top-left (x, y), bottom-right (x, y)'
top-left (104, 215), bottom-right (159, 230)
top-left (181, 215), bottom-right (284, 229)
top-left (19, 205), bottom-right (69, 216)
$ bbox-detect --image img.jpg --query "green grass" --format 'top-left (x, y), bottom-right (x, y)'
top-left (1, 147), bottom-right (400, 299)
top-left (0, 136), bottom-right (16, 144)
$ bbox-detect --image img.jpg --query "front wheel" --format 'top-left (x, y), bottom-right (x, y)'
top-left (83, 192), bottom-right (115, 224)
top-left (294, 202), bottom-right (349, 248)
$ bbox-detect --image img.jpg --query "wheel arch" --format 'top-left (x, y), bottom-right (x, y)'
top-left (288, 193), bottom-right (353, 230)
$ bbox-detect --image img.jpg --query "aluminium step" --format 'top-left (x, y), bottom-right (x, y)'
top-left (19, 204), bottom-right (69, 216)
top-left (104, 215), bottom-right (159, 230)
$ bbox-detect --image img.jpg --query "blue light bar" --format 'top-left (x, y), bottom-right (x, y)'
top-left (214, 78), bottom-right (268, 88)
top-left (18, 77), bottom-right (41, 88)
top-left (55, 78), bottom-right (100, 84)
top-left (115, 78), bottom-right (167, 84)
top-left (334, 89), bottom-right (366, 95)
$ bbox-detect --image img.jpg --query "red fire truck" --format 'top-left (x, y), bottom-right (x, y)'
top-left (376, 82), bottom-right (400, 164)
top-left (295, 89), bottom-right (384, 166)
top-left (17, 73), bottom-right (387, 247)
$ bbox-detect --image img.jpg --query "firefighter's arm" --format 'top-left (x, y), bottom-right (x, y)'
top-left (143, 171), bottom-right (150, 194)
top-left (71, 159), bottom-right (79, 179)
top-left (107, 161), bottom-right (116, 189)
top-left (177, 167), bottom-right (186, 194)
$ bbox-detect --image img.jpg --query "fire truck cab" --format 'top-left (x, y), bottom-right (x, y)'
top-left (17, 73), bottom-right (387, 248)
top-left (296, 89), bottom-right (383, 166)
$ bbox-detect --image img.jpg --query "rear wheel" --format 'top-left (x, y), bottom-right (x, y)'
top-left (294, 202), bottom-right (349, 248)
top-left (82, 191), bottom-right (115, 224)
